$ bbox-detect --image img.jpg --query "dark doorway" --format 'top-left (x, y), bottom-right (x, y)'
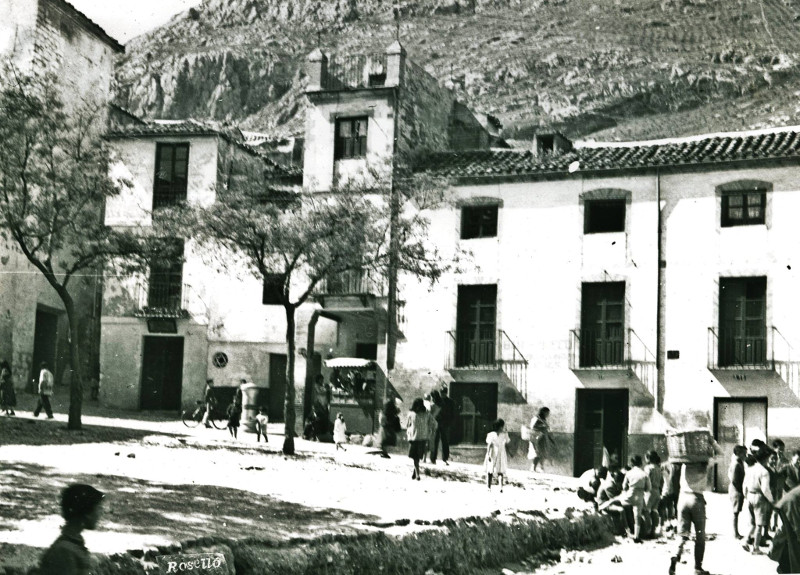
top-left (718, 277), bottom-right (767, 367)
top-left (268, 353), bottom-right (287, 422)
top-left (30, 308), bottom-right (60, 392)
top-left (355, 343), bottom-right (378, 360)
top-left (140, 336), bottom-right (183, 410)
top-left (575, 389), bottom-right (629, 476)
top-left (580, 282), bottom-right (625, 367)
top-left (450, 381), bottom-right (498, 444)
top-left (455, 285), bottom-right (497, 367)
top-left (714, 398), bottom-right (767, 491)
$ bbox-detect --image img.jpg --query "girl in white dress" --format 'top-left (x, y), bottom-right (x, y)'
top-left (485, 418), bottom-right (510, 492)
top-left (333, 412), bottom-right (347, 451)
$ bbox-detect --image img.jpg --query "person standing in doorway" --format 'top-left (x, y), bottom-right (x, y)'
top-left (33, 362), bottom-right (54, 419)
top-left (39, 483), bottom-right (104, 575)
top-left (431, 387), bottom-right (454, 465)
top-left (529, 407), bottom-right (554, 472)
top-left (0, 360), bottom-right (16, 416)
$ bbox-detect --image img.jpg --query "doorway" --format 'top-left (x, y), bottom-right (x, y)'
top-left (714, 398), bottom-right (767, 491)
top-left (575, 389), bottom-right (629, 476)
top-left (450, 381), bottom-right (498, 444)
top-left (140, 336), bottom-right (184, 410)
top-left (718, 277), bottom-right (767, 366)
top-left (580, 282), bottom-right (625, 367)
top-left (455, 285), bottom-right (497, 367)
top-left (268, 353), bottom-right (287, 422)
top-left (30, 308), bottom-right (60, 392)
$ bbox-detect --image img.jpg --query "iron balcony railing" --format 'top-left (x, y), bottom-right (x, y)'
top-left (444, 329), bottom-right (529, 399)
top-left (134, 278), bottom-right (189, 318)
top-left (322, 53), bottom-right (388, 91)
top-left (569, 328), bottom-right (657, 398)
top-left (316, 268), bottom-right (387, 297)
top-left (707, 325), bottom-right (770, 369)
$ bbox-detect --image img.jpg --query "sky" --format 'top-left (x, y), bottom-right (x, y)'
top-left (68, 0), bottom-right (203, 43)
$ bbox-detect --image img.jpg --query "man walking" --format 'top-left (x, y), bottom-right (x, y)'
top-left (669, 441), bottom-right (722, 575)
top-left (431, 387), bottom-right (455, 465)
top-left (33, 362), bottom-right (54, 419)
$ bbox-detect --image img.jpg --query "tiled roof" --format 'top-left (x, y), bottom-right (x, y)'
top-left (417, 128), bottom-right (800, 179)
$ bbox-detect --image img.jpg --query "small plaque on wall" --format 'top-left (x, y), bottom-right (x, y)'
top-left (147, 319), bottom-right (177, 334)
top-left (667, 350), bottom-right (680, 360)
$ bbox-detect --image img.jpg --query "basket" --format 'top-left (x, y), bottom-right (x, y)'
top-left (666, 429), bottom-right (713, 463)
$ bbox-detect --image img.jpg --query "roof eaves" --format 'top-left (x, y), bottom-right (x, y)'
top-left (55, 0), bottom-right (124, 53)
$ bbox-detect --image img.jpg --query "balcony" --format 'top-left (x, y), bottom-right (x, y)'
top-left (321, 53), bottom-right (388, 91)
top-left (569, 328), bottom-right (657, 399)
top-left (444, 329), bottom-right (529, 400)
top-left (315, 269), bottom-right (387, 309)
top-left (707, 325), bottom-right (770, 369)
top-left (134, 279), bottom-right (190, 318)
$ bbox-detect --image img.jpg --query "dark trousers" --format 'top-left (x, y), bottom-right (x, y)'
top-left (34, 394), bottom-right (53, 418)
top-left (431, 424), bottom-right (450, 462)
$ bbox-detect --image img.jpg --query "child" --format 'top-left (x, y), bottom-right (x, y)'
top-left (39, 484), bottom-right (104, 574)
top-left (485, 418), bottom-right (510, 492)
top-left (644, 451), bottom-right (663, 538)
top-left (255, 407), bottom-right (269, 443)
top-left (226, 400), bottom-right (241, 439)
top-left (729, 445), bottom-right (747, 539)
top-left (333, 412), bottom-right (347, 451)
top-left (743, 446), bottom-right (775, 554)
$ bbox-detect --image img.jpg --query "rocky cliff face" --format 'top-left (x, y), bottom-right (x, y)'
top-left (115, 0), bottom-right (800, 140)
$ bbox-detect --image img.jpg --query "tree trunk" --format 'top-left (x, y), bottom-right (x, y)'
top-left (282, 303), bottom-right (296, 455)
top-left (58, 288), bottom-right (85, 431)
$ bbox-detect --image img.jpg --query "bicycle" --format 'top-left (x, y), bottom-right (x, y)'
top-left (182, 400), bottom-right (227, 429)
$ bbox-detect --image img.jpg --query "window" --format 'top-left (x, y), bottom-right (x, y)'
top-left (721, 190), bottom-right (765, 227)
top-left (461, 206), bottom-right (498, 239)
top-left (334, 117), bottom-right (368, 160)
top-left (147, 240), bottom-right (184, 309)
top-left (455, 285), bottom-right (497, 367)
top-left (584, 200), bottom-right (626, 234)
top-left (153, 143), bottom-right (189, 209)
top-left (262, 273), bottom-right (284, 305)
top-left (718, 277), bottom-right (767, 366)
top-left (580, 282), bottom-right (625, 367)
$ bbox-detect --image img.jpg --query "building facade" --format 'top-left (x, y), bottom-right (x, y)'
top-left (413, 128), bottom-right (800, 482)
top-left (0, 0), bottom-right (122, 394)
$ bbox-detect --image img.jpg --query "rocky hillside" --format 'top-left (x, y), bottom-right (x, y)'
top-left (115, 0), bottom-right (800, 142)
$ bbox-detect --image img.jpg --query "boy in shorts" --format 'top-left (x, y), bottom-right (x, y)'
top-left (743, 445), bottom-right (775, 554)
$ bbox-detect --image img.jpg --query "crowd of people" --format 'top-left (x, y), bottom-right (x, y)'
top-left (574, 438), bottom-right (800, 574)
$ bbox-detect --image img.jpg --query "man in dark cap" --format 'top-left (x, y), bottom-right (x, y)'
top-left (39, 483), bottom-right (104, 574)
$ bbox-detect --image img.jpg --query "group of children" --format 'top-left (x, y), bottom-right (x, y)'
top-left (728, 439), bottom-right (799, 555)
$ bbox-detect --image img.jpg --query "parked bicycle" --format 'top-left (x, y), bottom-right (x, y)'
top-left (182, 400), bottom-right (227, 429)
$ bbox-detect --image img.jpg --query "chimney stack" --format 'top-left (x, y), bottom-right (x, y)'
top-left (306, 48), bottom-right (328, 92)
top-left (385, 41), bottom-right (406, 87)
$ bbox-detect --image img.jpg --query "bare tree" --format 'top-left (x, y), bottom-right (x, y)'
top-left (0, 66), bottom-right (157, 430)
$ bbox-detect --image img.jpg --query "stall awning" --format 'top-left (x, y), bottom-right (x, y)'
top-left (325, 357), bottom-right (375, 369)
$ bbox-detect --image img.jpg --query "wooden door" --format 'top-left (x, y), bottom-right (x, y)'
top-left (575, 389), bottom-right (629, 476)
top-left (30, 309), bottom-right (59, 392)
top-left (451, 382), bottom-right (498, 444)
top-left (580, 283), bottom-right (625, 367)
top-left (140, 336), bottom-right (183, 410)
top-left (455, 285), bottom-right (497, 367)
top-left (268, 353), bottom-right (287, 422)
top-left (715, 398), bottom-right (767, 491)
top-left (718, 277), bottom-right (766, 366)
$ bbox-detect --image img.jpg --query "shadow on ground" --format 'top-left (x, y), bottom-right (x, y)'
top-left (0, 460), bottom-right (378, 540)
top-left (0, 417), bottom-right (180, 447)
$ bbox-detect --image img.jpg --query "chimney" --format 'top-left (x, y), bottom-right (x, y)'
top-left (385, 41), bottom-right (406, 87)
top-left (306, 48), bottom-right (328, 92)
top-left (532, 132), bottom-right (573, 157)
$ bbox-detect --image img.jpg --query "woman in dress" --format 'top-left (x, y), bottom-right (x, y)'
top-left (529, 406), bottom-right (554, 472)
top-left (406, 398), bottom-right (430, 481)
top-left (0, 360), bottom-right (16, 416)
top-left (485, 418), bottom-right (510, 491)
